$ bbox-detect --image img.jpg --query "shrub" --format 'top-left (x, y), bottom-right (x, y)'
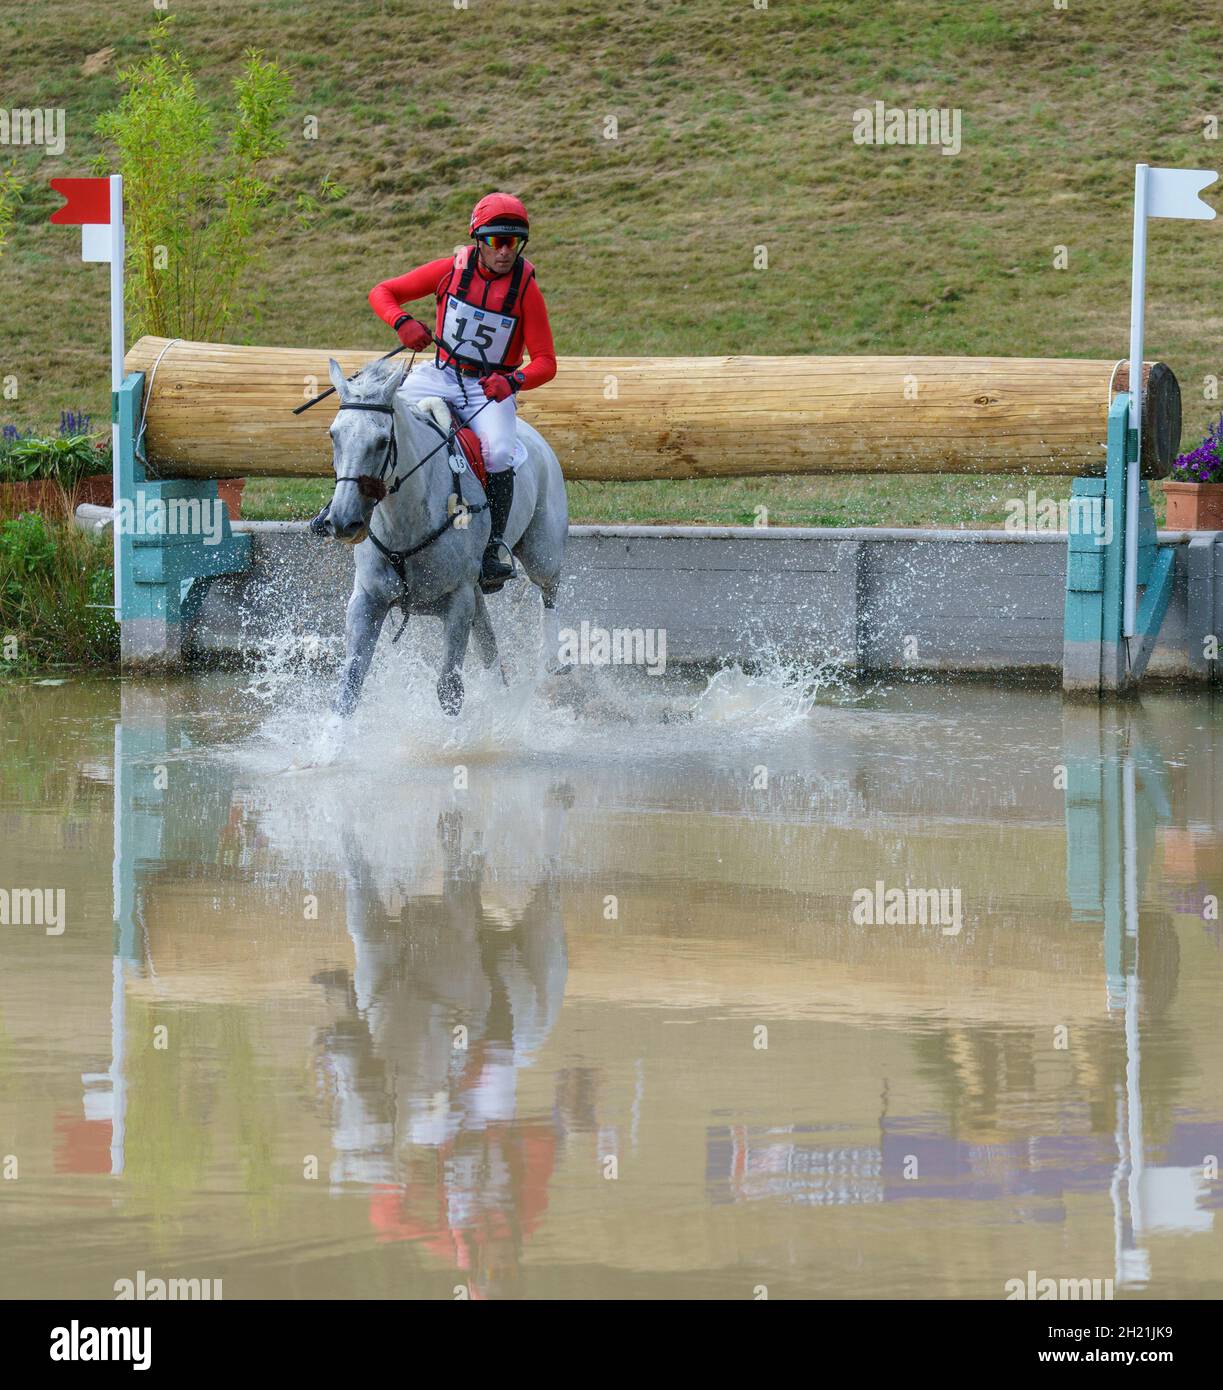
top-left (0, 511), bottom-right (119, 669)
top-left (0, 513), bottom-right (56, 603)
top-left (0, 165), bottom-right (21, 261)
top-left (0, 433), bottom-right (108, 488)
top-left (95, 21), bottom-right (293, 341)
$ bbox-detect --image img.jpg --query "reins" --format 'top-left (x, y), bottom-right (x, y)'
top-left (333, 365), bottom-right (501, 499)
top-left (334, 395), bottom-right (493, 640)
top-left (327, 339), bottom-right (512, 639)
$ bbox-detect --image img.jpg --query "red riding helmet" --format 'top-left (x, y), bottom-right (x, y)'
top-left (469, 191), bottom-right (530, 238)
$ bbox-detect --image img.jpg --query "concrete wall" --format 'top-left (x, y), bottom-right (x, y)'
top-left (559, 526), bottom-right (1222, 681)
top-left (75, 508), bottom-right (1223, 682)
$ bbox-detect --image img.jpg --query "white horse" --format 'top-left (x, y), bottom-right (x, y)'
top-left (321, 357), bottom-right (567, 717)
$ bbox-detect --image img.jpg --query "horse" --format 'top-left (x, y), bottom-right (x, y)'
top-left (320, 356), bottom-right (568, 721)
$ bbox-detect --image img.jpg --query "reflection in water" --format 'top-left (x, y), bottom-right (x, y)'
top-left (317, 812), bottom-right (567, 1298)
top-left (1063, 707), bottom-right (1217, 1288)
top-left (1, 668), bottom-right (1221, 1299)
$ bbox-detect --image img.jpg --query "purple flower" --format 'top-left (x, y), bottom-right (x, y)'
top-left (1172, 415), bottom-right (1223, 483)
top-left (59, 409), bottom-right (91, 437)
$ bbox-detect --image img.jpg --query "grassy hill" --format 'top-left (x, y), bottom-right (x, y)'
top-left (3, 0), bottom-right (1221, 526)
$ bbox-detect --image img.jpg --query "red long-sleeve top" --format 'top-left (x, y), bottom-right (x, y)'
top-left (369, 254), bottom-right (557, 390)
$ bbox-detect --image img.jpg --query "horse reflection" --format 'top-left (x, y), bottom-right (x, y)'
top-left (314, 800), bottom-right (569, 1299)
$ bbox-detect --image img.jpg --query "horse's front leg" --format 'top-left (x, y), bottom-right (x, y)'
top-left (437, 584), bottom-right (476, 715)
top-left (334, 584), bottom-right (390, 718)
top-left (472, 588), bottom-right (509, 685)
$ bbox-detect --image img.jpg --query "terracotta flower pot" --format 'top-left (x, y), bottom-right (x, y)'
top-left (1161, 828), bottom-right (1203, 878)
top-left (75, 475), bottom-right (114, 507)
top-left (1163, 480), bottom-right (1223, 530)
top-left (0, 476), bottom-right (245, 521)
top-left (0, 474), bottom-right (113, 520)
top-left (216, 478), bottom-right (245, 520)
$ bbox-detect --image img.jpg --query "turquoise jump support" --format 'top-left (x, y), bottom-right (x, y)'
top-left (1062, 390), bottom-right (1177, 694)
top-left (1061, 704), bottom-right (1170, 1010)
top-left (113, 371), bottom-right (251, 669)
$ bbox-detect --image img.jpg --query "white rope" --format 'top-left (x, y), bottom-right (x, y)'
top-left (1106, 357), bottom-right (1130, 405)
top-left (134, 337), bottom-right (183, 460)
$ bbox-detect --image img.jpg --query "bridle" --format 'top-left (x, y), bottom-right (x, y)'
top-left (332, 401), bottom-right (403, 502)
top-left (331, 397), bottom-right (488, 582)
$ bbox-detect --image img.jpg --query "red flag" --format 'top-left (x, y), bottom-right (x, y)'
top-left (49, 176), bottom-right (111, 225)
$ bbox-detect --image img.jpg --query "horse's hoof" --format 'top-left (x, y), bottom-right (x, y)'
top-left (312, 712), bottom-right (348, 764)
top-left (438, 672), bottom-right (464, 715)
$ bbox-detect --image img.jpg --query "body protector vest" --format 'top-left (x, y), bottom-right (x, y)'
top-left (434, 246), bottom-right (536, 372)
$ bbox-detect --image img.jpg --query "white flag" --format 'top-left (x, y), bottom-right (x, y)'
top-left (81, 223), bottom-right (114, 262)
top-left (1147, 167), bottom-right (1217, 220)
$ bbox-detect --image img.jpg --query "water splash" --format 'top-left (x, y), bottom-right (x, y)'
top-left (691, 639), bottom-right (856, 730)
top-left (234, 596), bottom-right (859, 774)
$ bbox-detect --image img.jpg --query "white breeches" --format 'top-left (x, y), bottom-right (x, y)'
top-left (396, 360), bottom-right (520, 473)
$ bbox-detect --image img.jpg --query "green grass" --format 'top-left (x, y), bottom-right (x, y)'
top-left (244, 471), bottom-right (1173, 529)
top-left (3, 0), bottom-right (1219, 530)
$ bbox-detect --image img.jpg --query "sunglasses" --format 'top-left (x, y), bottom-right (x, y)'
top-left (476, 233), bottom-right (527, 252)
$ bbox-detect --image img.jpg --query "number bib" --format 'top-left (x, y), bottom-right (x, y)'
top-left (441, 293), bottom-right (519, 368)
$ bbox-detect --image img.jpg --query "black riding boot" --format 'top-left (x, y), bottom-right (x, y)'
top-left (309, 501), bottom-right (331, 536)
top-left (481, 469), bottom-right (515, 585)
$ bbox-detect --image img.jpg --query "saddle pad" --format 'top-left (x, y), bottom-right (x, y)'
top-left (454, 426), bottom-right (487, 486)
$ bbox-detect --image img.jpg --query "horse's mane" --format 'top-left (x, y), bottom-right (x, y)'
top-left (346, 357), bottom-right (412, 400)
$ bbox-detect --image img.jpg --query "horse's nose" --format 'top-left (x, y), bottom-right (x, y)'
top-left (332, 517), bottom-right (365, 541)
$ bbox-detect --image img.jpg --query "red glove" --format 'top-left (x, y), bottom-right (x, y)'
top-left (480, 370), bottom-right (525, 401)
top-left (393, 315), bottom-right (432, 351)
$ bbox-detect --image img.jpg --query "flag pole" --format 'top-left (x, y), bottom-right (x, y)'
top-left (1124, 164), bottom-right (1148, 643)
top-left (108, 174), bottom-right (125, 618)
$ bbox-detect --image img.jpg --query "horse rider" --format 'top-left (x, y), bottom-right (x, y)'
top-left (354, 192), bottom-right (557, 586)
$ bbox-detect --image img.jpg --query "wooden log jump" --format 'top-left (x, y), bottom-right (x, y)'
top-left (125, 337), bottom-right (1181, 482)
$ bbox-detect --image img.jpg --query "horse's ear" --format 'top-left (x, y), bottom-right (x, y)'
top-left (378, 361), bottom-right (408, 407)
top-left (327, 358), bottom-right (348, 400)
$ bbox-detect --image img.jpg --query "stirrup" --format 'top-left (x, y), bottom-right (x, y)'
top-left (480, 539), bottom-right (515, 591)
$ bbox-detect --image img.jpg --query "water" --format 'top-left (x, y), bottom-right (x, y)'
top-left (1, 655), bottom-right (1221, 1300)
